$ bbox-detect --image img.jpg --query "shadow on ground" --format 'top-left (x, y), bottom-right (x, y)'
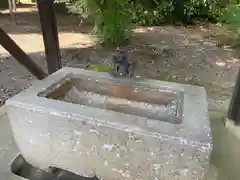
top-left (0, 3), bottom-right (93, 34)
top-left (0, 37), bottom-right (240, 180)
top-left (0, 6), bottom-right (239, 112)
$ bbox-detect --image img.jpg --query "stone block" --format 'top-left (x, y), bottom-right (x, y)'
top-left (6, 67), bottom-right (212, 180)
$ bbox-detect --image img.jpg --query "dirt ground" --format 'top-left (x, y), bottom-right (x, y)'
top-left (0, 4), bottom-right (239, 113)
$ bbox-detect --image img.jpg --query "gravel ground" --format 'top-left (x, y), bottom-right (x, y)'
top-left (0, 4), bottom-right (239, 113)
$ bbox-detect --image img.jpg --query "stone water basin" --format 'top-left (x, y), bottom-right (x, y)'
top-left (41, 75), bottom-right (183, 124)
top-left (6, 67), bottom-right (212, 180)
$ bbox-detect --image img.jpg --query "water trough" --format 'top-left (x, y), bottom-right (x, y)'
top-left (6, 67), bottom-right (212, 180)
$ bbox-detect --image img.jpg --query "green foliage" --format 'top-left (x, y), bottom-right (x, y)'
top-left (131, 0), bottom-right (228, 25)
top-left (86, 64), bottom-right (113, 71)
top-left (131, 0), bottom-right (175, 25)
top-left (184, 0), bottom-right (224, 22)
top-left (66, 0), bottom-right (232, 27)
top-left (78, 0), bottom-right (131, 44)
top-left (63, 0), bottom-right (240, 43)
top-left (219, 3), bottom-right (240, 30)
top-left (0, 0), bottom-right (8, 9)
top-left (214, 1), bottom-right (240, 48)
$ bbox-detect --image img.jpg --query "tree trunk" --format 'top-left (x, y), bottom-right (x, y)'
top-left (174, 0), bottom-right (184, 23)
top-left (7, 0), bottom-right (15, 24)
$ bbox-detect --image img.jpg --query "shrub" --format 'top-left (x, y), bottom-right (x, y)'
top-left (131, 0), bottom-right (228, 25)
top-left (219, 3), bottom-right (240, 30)
top-left (77, 0), bottom-right (131, 44)
top-left (131, 0), bottom-right (175, 25)
top-left (217, 2), bottom-right (240, 48)
top-left (184, 0), bottom-right (222, 22)
top-left (67, 0), bottom-right (231, 26)
top-left (62, 0), bottom-right (236, 43)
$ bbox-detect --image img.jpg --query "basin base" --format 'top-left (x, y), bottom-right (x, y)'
top-left (11, 154), bottom-right (99, 180)
top-left (225, 118), bottom-right (240, 140)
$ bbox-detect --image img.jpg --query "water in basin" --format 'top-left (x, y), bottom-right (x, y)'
top-left (38, 75), bottom-right (183, 124)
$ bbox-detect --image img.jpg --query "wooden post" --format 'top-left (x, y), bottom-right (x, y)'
top-left (12, 0), bottom-right (16, 12)
top-left (174, 0), bottom-right (185, 23)
top-left (36, 0), bottom-right (62, 74)
top-left (228, 70), bottom-right (240, 124)
top-left (7, 0), bottom-right (15, 24)
top-left (0, 28), bottom-right (47, 80)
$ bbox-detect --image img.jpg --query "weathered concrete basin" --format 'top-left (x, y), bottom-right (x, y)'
top-left (6, 67), bottom-right (212, 180)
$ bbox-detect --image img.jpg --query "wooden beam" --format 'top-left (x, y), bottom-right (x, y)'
top-left (0, 28), bottom-right (47, 80)
top-left (36, 0), bottom-right (62, 74)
